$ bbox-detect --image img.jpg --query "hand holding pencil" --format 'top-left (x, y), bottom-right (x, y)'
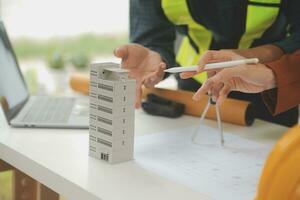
top-left (180, 50), bottom-right (276, 105)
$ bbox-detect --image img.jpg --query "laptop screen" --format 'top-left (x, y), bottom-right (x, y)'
top-left (0, 21), bottom-right (29, 120)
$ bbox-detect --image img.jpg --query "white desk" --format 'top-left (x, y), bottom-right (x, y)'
top-left (0, 107), bottom-right (288, 200)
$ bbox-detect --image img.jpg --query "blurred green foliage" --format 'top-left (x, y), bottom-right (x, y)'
top-left (12, 34), bottom-right (128, 60)
top-left (24, 69), bottom-right (38, 94)
top-left (68, 52), bottom-right (90, 70)
top-left (48, 52), bottom-right (65, 70)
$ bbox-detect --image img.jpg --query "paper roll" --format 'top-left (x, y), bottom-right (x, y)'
top-left (143, 88), bottom-right (255, 126)
top-left (69, 74), bottom-right (255, 126)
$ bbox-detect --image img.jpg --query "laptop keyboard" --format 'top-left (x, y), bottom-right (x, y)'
top-left (22, 97), bottom-right (75, 124)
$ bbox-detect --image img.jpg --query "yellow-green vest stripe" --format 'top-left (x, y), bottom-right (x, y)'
top-left (162, 0), bottom-right (281, 84)
top-left (239, 0), bottom-right (281, 49)
top-left (162, 0), bottom-right (212, 83)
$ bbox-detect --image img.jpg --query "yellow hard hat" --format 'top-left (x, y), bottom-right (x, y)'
top-left (256, 125), bottom-right (300, 200)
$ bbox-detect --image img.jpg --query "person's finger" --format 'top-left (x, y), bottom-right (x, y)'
top-left (156, 62), bottom-right (166, 79)
top-left (144, 77), bottom-right (156, 88)
top-left (114, 45), bottom-right (128, 59)
top-left (192, 67), bottom-right (237, 101)
top-left (198, 50), bottom-right (245, 72)
top-left (143, 70), bottom-right (156, 88)
top-left (208, 67), bottom-right (241, 85)
top-left (180, 71), bottom-right (197, 79)
top-left (144, 75), bottom-right (156, 88)
top-left (180, 67), bottom-right (216, 79)
top-left (144, 76), bottom-right (159, 88)
top-left (217, 83), bottom-right (232, 105)
top-left (144, 62), bottom-right (166, 87)
top-left (143, 78), bottom-right (151, 88)
top-left (197, 50), bottom-right (235, 71)
top-left (114, 45), bottom-right (130, 68)
top-left (197, 50), bottom-right (218, 68)
top-left (198, 67), bottom-right (241, 102)
top-left (211, 82), bottom-right (224, 100)
top-left (193, 79), bottom-right (214, 101)
top-left (135, 81), bottom-right (143, 109)
top-left (207, 70), bottom-right (217, 78)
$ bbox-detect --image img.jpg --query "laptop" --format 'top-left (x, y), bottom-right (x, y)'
top-left (0, 21), bottom-right (89, 128)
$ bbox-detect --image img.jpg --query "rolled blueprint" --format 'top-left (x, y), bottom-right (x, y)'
top-left (70, 73), bottom-right (90, 95)
top-left (143, 88), bottom-right (255, 126)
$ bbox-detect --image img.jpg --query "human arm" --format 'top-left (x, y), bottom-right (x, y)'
top-left (262, 50), bottom-right (300, 115)
top-left (114, 0), bottom-right (176, 108)
top-left (181, 50), bottom-right (300, 115)
top-left (233, 44), bottom-right (284, 63)
top-left (129, 0), bottom-right (176, 68)
top-left (234, 0), bottom-right (300, 63)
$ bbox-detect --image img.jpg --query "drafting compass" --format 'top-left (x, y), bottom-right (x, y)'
top-left (191, 96), bottom-right (225, 146)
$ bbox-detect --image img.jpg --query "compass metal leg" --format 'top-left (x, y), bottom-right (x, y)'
top-left (216, 104), bottom-right (225, 146)
top-left (191, 100), bottom-right (211, 143)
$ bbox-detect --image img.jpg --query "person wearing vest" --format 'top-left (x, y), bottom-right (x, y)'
top-left (114, 0), bottom-right (300, 127)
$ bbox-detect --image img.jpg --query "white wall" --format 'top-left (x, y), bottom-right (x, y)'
top-left (1, 0), bottom-right (129, 39)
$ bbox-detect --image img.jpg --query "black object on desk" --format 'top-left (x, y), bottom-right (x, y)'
top-left (142, 93), bottom-right (185, 118)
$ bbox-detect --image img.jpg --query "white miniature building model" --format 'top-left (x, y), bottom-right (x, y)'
top-left (89, 62), bottom-right (136, 164)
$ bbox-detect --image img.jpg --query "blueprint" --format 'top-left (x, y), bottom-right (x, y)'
top-left (135, 126), bottom-right (272, 200)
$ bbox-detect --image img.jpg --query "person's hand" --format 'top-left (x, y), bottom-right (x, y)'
top-left (180, 50), bottom-right (245, 79)
top-left (114, 44), bottom-right (166, 108)
top-left (193, 63), bottom-right (276, 104)
top-left (180, 50), bottom-right (276, 104)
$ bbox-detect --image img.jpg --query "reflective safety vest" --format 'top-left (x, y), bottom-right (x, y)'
top-left (161, 0), bottom-right (281, 83)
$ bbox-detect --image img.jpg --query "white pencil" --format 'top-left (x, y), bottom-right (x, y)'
top-left (164, 58), bottom-right (259, 73)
